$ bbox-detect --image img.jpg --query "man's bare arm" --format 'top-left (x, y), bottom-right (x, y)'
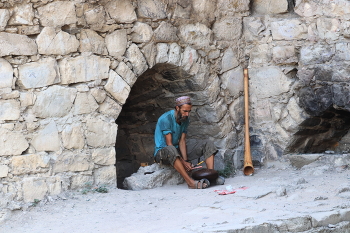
top-left (179, 133), bottom-right (188, 161)
top-left (165, 133), bottom-right (173, 146)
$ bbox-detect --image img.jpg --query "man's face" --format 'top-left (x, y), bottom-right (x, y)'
top-left (176, 104), bottom-right (192, 122)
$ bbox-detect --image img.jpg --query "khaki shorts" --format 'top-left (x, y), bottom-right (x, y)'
top-left (154, 140), bottom-right (218, 166)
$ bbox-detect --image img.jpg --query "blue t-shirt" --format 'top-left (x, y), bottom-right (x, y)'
top-left (154, 110), bottom-right (189, 156)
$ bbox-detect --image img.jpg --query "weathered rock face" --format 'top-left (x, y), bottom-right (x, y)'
top-left (1, 0), bottom-right (350, 209)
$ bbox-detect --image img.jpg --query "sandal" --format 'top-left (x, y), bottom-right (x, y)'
top-left (195, 178), bottom-right (210, 189)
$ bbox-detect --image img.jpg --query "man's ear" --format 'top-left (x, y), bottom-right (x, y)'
top-left (175, 106), bottom-right (179, 111)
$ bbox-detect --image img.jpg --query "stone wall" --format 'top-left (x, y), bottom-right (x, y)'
top-left (1, 0), bottom-right (350, 208)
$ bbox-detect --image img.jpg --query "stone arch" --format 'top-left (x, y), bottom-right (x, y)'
top-left (114, 43), bottom-right (235, 187)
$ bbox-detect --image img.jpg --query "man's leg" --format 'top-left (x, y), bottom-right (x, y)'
top-left (155, 146), bottom-right (209, 189)
top-left (205, 154), bottom-right (214, 170)
top-left (187, 139), bottom-right (218, 169)
top-left (173, 158), bottom-right (208, 189)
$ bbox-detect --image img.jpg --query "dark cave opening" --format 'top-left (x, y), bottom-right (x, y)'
top-left (286, 107), bottom-right (350, 154)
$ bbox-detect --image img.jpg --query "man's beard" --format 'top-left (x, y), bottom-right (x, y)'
top-left (176, 113), bottom-right (188, 122)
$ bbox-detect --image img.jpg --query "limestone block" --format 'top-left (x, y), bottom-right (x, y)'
top-left (31, 121), bottom-right (60, 152)
top-left (243, 17), bottom-right (266, 42)
top-left (94, 165), bottom-right (116, 185)
top-left (295, 0), bottom-right (322, 17)
top-left (71, 175), bottom-right (93, 190)
top-left (322, 0), bottom-right (350, 19)
top-left (1, 90), bottom-right (19, 100)
top-left (54, 151), bottom-right (92, 173)
top-left (154, 21), bottom-right (178, 42)
top-left (0, 128), bottom-right (28, 156)
top-left (192, 0), bottom-right (216, 24)
top-left (179, 23), bottom-right (212, 49)
top-left (342, 21), bottom-right (350, 38)
top-left (0, 165), bottom-right (9, 178)
top-left (105, 29), bottom-right (127, 58)
top-left (181, 46), bottom-right (198, 72)
top-left (115, 62), bottom-right (137, 87)
top-left (124, 163), bottom-right (184, 190)
top-left (8, 3), bottom-right (34, 26)
top-left (92, 147), bottom-right (116, 166)
top-left (105, 0), bottom-right (137, 23)
top-left (156, 43), bottom-right (168, 64)
top-left (335, 43), bottom-right (350, 61)
top-left (85, 115), bottom-right (118, 147)
top-left (221, 48), bottom-right (239, 73)
top-left (229, 96), bottom-right (244, 125)
top-left (37, 1), bottom-right (77, 27)
top-left (137, 0), bottom-right (167, 20)
top-left (196, 99), bottom-right (227, 123)
top-left (317, 18), bottom-right (340, 41)
top-left (0, 99), bottom-right (20, 121)
top-left (32, 85), bottom-right (77, 118)
top-left (11, 153), bottom-right (50, 175)
top-left (287, 97), bottom-right (307, 125)
top-left (250, 44), bottom-right (271, 65)
top-left (131, 22), bottom-right (153, 43)
top-left (0, 32), bottom-right (37, 56)
top-left (99, 96), bottom-right (123, 119)
top-left (213, 17), bottom-right (242, 41)
top-left (216, 0), bottom-right (250, 15)
top-left (22, 177), bottom-right (48, 202)
top-left (18, 25), bottom-right (40, 35)
top-left (249, 67), bottom-right (292, 98)
top-left (59, 54), bottom-right (110, 84)
top-left (126, 43), bottom-right (148, 76)
top-left (173, 3), bottom-right (191, 19)
top-left (220, 66), bottom-right (244, 98)
top-left (20, 92), bottom-right (35, 107)
top-left (252, 0), bottom-right (288, 14)
top-left (36, 27), bottom-right (79, 55)
top-left (90, 88), bottom-right (106, 104)
top-left (84, 6), bottom-right (106, 30)
top-left (333, 84), bottom-right (350, 110)
top-left (300, 44), bottom-right (335, 65)
top-left (168, 43), bottom-right (182, 66)
top-left (198, 74), bottom-right (220, 104)
top-left (0, 9), bottom-right (10, 31)
top-left (271, 19), bottom-right (308, 40)
top-left (272, 46), bottom-right (298, 65)
top-left (46, 177), bottom-right (62, 196)
top-left (18, 57), bottom-right (60, 89)
top-left (141, 43), bottom-right (157, 68)
top-left (62, 124), bottom-right (85, 150)
top-left (0, 58), bottom-right (13, 89)
top-left (73, 92), bottom-right (99, 115)
top-left (104, 70), bottom-right (130, 105)
top-left (79, 29), bottom-right (108, 55)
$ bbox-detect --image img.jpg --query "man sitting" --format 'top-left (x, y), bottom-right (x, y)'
top-left (153, 96), bottom-right (224, 189)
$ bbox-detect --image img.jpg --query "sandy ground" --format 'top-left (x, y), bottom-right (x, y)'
top-left (2, 158), bottom-right (350, 233)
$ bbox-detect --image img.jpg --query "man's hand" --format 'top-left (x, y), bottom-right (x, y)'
top-left (179, 157), bottom-right (193, 172)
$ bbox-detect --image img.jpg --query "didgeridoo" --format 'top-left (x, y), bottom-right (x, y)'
top-left (243, 68), bottom-right (254, 176)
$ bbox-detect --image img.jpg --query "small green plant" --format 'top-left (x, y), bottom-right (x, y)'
top-left (81, 182), bottom-right (108, 194)
top-left (94, 186), bottom-right (108, 193)
top-left (218, 152), bottom-right (236, 178)
top-left (30, 199), bottom-right (40, 207)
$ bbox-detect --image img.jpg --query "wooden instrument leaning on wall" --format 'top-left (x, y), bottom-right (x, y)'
top-left (243, 68), bottom-right (254, 176)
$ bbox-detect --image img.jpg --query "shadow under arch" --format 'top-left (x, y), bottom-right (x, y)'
top-left (115, 63), bottom-right (213, 188)
top-left (286, 107), bottom-right (350, 154)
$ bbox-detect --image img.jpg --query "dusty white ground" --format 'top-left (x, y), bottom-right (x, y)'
top-left (2, 156), bottom-right (350, 233)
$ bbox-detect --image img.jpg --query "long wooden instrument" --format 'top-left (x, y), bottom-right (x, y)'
top-left (243, 68), bottom-right (254, 176)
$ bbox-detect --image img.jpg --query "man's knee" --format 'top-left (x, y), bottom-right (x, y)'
top-left (155, 146), bottom-right (180, 166)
